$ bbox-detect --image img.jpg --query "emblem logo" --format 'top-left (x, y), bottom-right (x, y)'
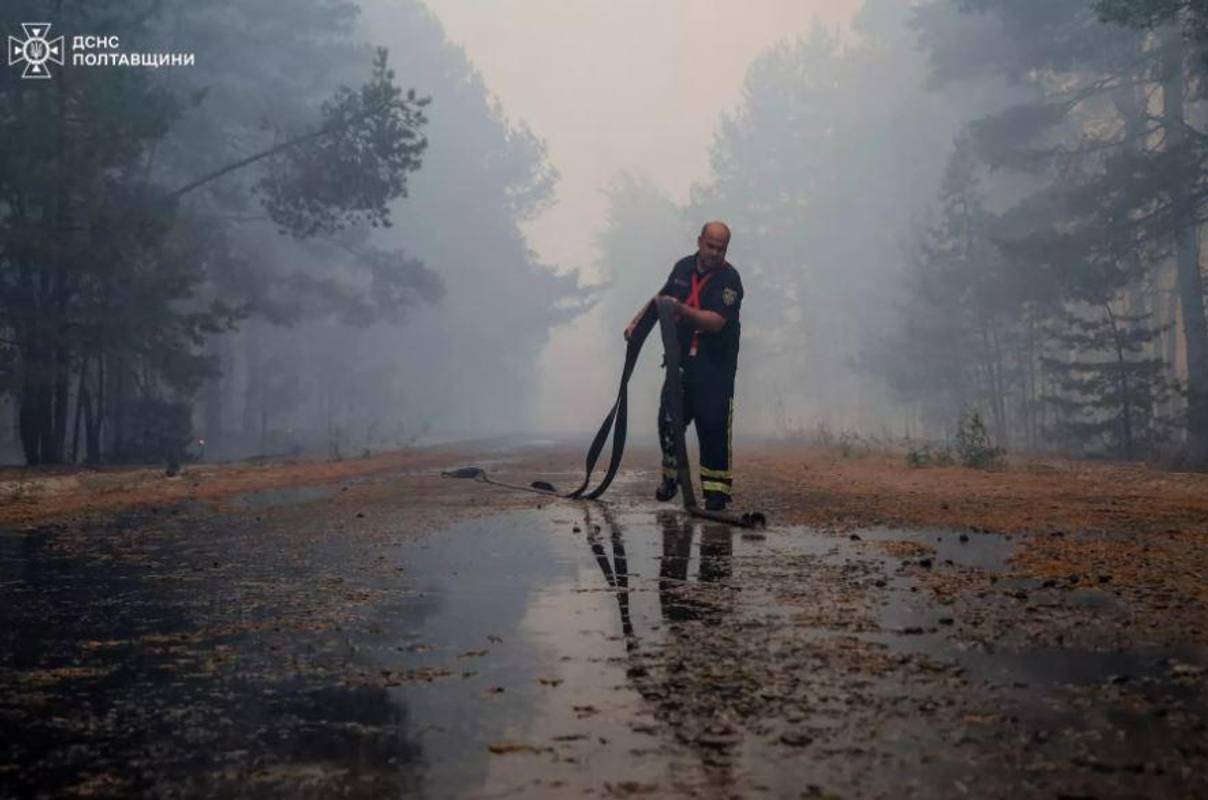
top-left (8, 23), bottom-right (64, 79)
top-left (722, 287), bottom-right (737, 306)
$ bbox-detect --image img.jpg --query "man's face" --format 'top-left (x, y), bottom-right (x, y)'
top-left (697, 229), bottom-right (729, 270)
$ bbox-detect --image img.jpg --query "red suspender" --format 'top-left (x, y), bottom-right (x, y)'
top-left (684, 270), bottom-right (711, 357)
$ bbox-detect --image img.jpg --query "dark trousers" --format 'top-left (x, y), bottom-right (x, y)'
top-left (658, 362), bottom-right (734, 498)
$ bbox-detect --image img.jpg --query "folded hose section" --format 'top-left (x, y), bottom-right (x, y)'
top-left (443, 297), bottom-right (767, 528)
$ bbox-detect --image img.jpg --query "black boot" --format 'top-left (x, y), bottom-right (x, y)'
top-left (655, 476), bottom-right (678, 502)
top-left (704, 492), bottom-right (728, 512)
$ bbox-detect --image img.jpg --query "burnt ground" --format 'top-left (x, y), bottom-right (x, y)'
top-left (0, 440), bottom-right (1206, 798)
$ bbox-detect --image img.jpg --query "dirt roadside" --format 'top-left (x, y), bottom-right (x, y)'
top-left (3, 440), bottom-right (1207, 797)
top-left (6, 441), bottom-right (1207, 536)
top-left (3, 439), bottom-right (1206, 613)
top-left (0, 445), bottom-right (497, 529)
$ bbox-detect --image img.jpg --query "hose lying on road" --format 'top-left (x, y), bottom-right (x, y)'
top-left (442, 297), bottom-right (767, 529)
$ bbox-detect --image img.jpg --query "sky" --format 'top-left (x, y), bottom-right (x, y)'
top-left (418, 0), bottom-right (865, 430)
top-left (420, 0), bottom-right (863, 275)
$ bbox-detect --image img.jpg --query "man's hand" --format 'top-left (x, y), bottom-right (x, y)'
top-left (664, 296), bottom-right (690, 324)
top-left (654, 295), bottom-right (683, 321)
top-left (671, 299), bottom-right (726, 333)
top-left (624, 298), bottom-right (657, 340)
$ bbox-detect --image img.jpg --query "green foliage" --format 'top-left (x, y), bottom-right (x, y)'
top-left (178, 0), bottom-right (589, 450)
top-left (1095, 0), bottom-right (1208, 67)
top-left (1040, 305), bottom-right (1179, 459)
top-left (0, 0), bottom-right (459, 464)
top-left (955, 409), bottom-right (1005, 469)
top-left (0, 2), bottom-right (196, 464)
top-left (876, 137), bottom-right (1040, 445)
top-left (838, 429), bottom-right (871, 459)
top-left (804, 423), bottom-right (895, 458)
top-left (905, 441), bottom-right (955, 468)
top-left (687, 7), bottom-right (995, 426)
top-left (903, 409), bottom-right (1003, 470)
top-left (1095, 0), bottom-right (1189, 26)
top-left (256, 49), bottom-right (430, 238)
top-left (902, 0), bottom-right (1201, 463)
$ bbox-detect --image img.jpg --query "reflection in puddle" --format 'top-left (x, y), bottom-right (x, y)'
top-left (370, 505), bottom-right (824, 797)
top-left (843, 525), bottom-right (1018, 571)
top-left (386, 506), bottom-right (1207, 797)
top-left (5, 502), bottom-right (1207, 799)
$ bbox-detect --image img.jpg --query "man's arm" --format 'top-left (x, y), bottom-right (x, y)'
top-left (624, 296), bottom-right (727, 340)
top-left (669, 299), bottom-right (726, 333)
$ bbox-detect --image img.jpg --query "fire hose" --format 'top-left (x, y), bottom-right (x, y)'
top-left (444, 297), bottom-right (767, 529)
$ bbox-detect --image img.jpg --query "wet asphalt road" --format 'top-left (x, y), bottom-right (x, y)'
top-left (1, 475), bottom-right (1206, 799)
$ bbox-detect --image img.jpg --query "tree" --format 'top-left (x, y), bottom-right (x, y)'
top-left (691, 0), bottom-right (1014, 432)
top-left (1041, 303), bottom-right (1179, 458)
top-left (913, 0), bottom-right (1206, 463)
top-left (1, 1), bottom-right (434, 464)
top-left (2, 2), bottom-right (190, 464)
top-left (165, 0), bottom-right (584, 450)
top-left (879, 139), bottom-right (1048, 445)
top-left (596, 173), bottom-right (685, 339)
top-left (321, 0), bottom-right (588, 437)
top-left (1096, 0), bottom-right (1208, 67)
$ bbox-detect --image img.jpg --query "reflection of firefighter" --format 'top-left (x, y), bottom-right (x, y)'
top-left (624, 222), bottom-right (744, 512)
top-left (584, 506), bottom-right (634, 644)
top-left (658, 513), bottom-right (733, 622)
top-left (584, 508), bottom-right (738, 782)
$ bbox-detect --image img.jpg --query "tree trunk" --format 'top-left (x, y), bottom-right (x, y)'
top-left (108, 355), bottom-right (128, 460)
top-left (242, 324), bottom-right (262, 445)
top-left (50, 342), bottom-right (69, 462)
top-left (988, 320), bottom-right (1008, 446)
top-left (1104, 304), bottom-right (1134, 459)
top-left (1164, 37), bottom-right (1208, 465)
top-left (201, 335), bottom-right (225, 457)
top-left (18, 365), bottom-right (45, 466)
top-left (1024, 310), bottom-right (1038, 451)
top-left (84, 355), bottom-right (104, 464)
top-left (43, 56), bottom-right (72, 464)
top-left (15, 46), bottom-right (75, 466)
top-left (71, 358), bottom-right (86, 464)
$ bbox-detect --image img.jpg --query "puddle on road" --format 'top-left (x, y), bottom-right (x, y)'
top-left (4, 502), bottom-right (1206, 799)
top-left (358, 505), bottom-right (832, 798)
top-left (851, 525), bottom-right (1017, 570)
top-left (342, 507), bottom-right (1208, 798)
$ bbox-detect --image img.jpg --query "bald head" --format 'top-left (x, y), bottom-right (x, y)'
top-left (696, 220), bottom-right (731, 271)
top-left (700, 221), bottom-right (731, 242)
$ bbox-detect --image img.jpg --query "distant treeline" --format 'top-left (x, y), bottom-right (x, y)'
top-left (0, 0), bottom-right (584, 466)
top-left (597, 0), bottom-right (1208, 466)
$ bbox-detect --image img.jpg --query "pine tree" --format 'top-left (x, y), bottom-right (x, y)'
top-left (1041, 303), bottom-right (1179, 458)
top-left (882, 139), bottom-right (1044, 446)
top-left (914, 0), bottom-right (1204, 463)
top-left (1, 2), bottom-right (433, 464)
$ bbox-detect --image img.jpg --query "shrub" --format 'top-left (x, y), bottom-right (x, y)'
top-left (905, 441), bottom-right (954, 468)
top-left (955, 409), bottom-right (1005, 469)
top-left (838, 428), bottom-right (866, 458)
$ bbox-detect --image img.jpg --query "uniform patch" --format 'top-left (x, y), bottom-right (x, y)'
top-left (722, 287), bottom-right (737, 306)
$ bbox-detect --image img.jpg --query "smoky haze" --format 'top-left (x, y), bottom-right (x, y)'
top-left (4, 0), bottom-right (1205, 466)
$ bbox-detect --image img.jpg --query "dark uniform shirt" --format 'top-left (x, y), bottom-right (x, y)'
top-left (658, 254), bottom-right (743, 378)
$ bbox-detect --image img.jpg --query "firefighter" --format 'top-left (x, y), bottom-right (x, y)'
top-left (624, 221), bottom-right (743, 511)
